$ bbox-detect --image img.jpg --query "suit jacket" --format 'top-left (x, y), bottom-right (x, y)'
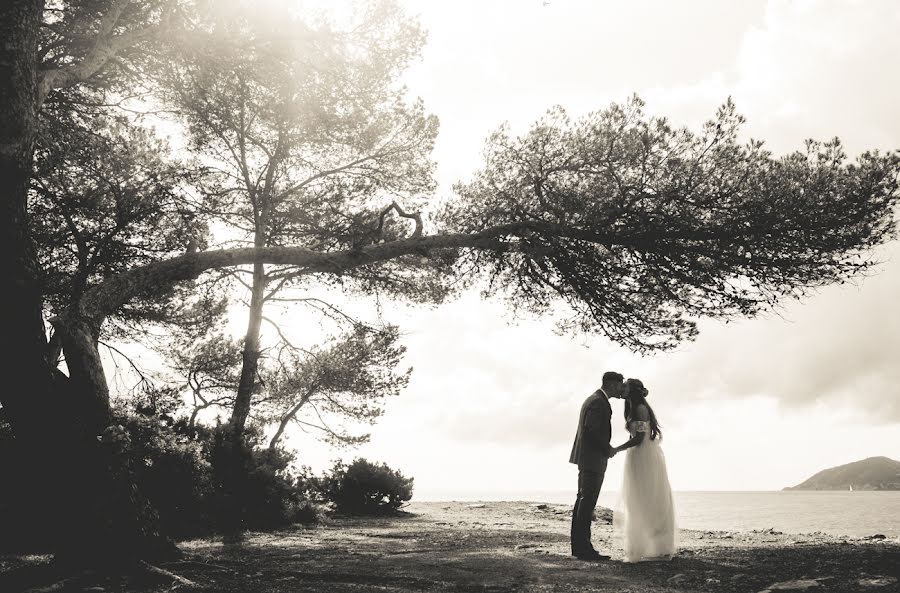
top-left (569, 389), bottom-right (613, 471)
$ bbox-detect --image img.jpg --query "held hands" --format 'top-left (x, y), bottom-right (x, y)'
top-left (608, 447), bottom-right (619, 458)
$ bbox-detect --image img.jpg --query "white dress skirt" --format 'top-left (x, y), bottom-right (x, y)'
top-left (613, 420), bottom-right (678, 562)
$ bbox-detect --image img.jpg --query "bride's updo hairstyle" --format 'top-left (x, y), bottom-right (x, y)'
top-left (623, 378), bottom-right (662, 441)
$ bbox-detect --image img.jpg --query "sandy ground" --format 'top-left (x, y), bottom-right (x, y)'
top-left (2, 501), bottom-right (899, 593)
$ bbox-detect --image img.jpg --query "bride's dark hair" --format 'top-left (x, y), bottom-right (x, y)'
top-left (623, 378), bottom-right (662, 441)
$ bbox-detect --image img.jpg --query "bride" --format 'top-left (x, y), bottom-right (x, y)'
top-left (612, 378), bottom-right (677, 562)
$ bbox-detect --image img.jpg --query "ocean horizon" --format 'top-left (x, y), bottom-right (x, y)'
top-left (412, 490), bottom-right (900, 538)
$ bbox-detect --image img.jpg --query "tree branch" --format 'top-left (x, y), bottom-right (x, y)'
top-left (268, 383), bottom-right (317, 450)
top-left (37, 1), bottom-right (170, 107)
top-left (98, 339), bottom-right (149, 388)
top-left (260, 316), bottom-right (306, 353)
top-left (376, 201), bottom-right (423, 239)
top-left (79, 225), bottom-right (519, 321)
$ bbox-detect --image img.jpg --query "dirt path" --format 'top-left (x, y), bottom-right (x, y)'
top-left (3, 501), bottom-right (899, 592)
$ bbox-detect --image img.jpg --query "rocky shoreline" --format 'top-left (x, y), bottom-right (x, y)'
top-left (2, 500), bottom-right (898, 592)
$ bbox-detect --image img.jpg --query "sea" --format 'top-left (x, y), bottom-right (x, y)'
top-left (414, 490), bottom-right (900, 538)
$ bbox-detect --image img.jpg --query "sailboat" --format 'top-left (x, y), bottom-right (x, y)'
top-left (848, 484), bottom-right (854, 492)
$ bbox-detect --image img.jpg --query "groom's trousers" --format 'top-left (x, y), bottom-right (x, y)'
top-left (571, 462), bottom-right (606, 554)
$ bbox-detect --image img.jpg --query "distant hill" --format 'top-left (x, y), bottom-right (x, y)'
top-left (785, 456), bottom-right (900, 491)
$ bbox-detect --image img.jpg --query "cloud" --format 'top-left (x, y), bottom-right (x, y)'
top-left (651, 241), bottom-right (900, 422)
top-left (643, 0), bottom-right (900, 155)
top-left (737, 0), bottom-right (900, 153)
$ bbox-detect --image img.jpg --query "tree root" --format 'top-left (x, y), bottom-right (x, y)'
top-left (138, 560), bottom-right (200, 589)
top-left (160, 559), bottom-right (238, 574)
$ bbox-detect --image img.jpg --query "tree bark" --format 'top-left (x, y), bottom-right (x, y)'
top-left (56, 314), bottom-right (112, 434)
top-left (230, 138), bottom-right (282, 440)
top-left (231, 260), bottom-right (266, 437)
top-left (0, 0), bottom-right (50, 445)
top-left (0, 0), bottom-right (68, 555)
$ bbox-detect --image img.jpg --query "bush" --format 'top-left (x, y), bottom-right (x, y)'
top-left (293, 499), bottom-right (328, 525)
top-left (206, 424), bottom-right (313, 530)
top-left (308, 458), bottom-right (413, 515)
top-left (118, 411), bottom-right (214, 539)
top-left (118, 388), bottom-right (317, 536)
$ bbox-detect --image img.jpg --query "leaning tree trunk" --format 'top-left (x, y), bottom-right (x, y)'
top-left (53, 311), bottom-right (181, 564)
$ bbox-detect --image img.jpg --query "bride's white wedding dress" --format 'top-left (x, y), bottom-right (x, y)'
top-left (613, 418), bottom-right (677, 562)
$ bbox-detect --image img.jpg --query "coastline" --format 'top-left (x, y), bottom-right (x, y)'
top-left (4, 500), bottom-right (898, 592)
top-left (416, 490), bottom-right (900, 539)
top-left (404, 500), bottom-right (900, 548)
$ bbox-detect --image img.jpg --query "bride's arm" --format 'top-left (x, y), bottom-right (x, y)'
top-left (612, 404), bottom-right (649, 453)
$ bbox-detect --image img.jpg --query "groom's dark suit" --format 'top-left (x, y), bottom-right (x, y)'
top-left (569, 388), bottom-right (613, 556)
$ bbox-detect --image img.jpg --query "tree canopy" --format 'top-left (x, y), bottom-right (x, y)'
top-left (439, 97), bottom-right (899, 351)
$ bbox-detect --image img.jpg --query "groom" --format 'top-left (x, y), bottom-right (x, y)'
top-left (569, 371), bottom-right (624, 560)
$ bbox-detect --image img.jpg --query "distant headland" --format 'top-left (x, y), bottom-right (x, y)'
top-left (784, 456), bottom-right (900, 491)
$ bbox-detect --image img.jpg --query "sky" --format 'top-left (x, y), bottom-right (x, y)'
top-left (146, 0), bottom-right (900, 496)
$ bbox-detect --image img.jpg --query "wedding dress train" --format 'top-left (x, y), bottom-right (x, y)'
top-left (613, 420), bottom-right (677, 562)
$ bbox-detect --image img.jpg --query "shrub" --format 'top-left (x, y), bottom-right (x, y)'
top-left (118, 412), bottom-right (214, 539)
top-left (118, 388), bottom-right (316, 536)
top-left (293, 499), bottom-right (328, 525)
top-left (203, 422), bottom-right (312, 531)
top-left (309, 458), bottom-right (413, 515)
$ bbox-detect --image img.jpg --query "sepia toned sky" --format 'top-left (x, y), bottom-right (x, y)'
top-left (247, 0), bottom-right (900, 494)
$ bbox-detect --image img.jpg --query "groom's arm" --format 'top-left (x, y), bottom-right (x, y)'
top-left (582, 401), bottom-right (614, 458)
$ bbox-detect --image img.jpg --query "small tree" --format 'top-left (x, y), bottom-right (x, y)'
top-left (261, 324), bottom-right (410, 451)
top-left (169, 323), bottom-right (409, 450)
top-left (169, 330), bottom-right (243, 428)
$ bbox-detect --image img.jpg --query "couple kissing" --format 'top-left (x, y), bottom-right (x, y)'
top-left (569, 371), bottom-right (677, 563)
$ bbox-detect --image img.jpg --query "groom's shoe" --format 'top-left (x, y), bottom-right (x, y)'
top-left (573, 550), bottom-right (610, 561)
